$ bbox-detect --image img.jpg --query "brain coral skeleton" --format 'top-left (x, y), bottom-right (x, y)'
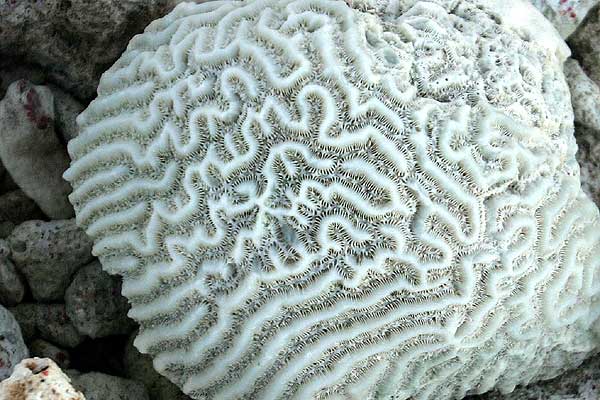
top-left (64, 0), bottom-right (600, 399)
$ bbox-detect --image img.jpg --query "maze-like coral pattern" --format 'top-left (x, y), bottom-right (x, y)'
top-left (64, 0), bottom-right (600, 399)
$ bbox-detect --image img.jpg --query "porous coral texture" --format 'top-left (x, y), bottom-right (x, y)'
top-left (64, 0), bottom-right (600, 399)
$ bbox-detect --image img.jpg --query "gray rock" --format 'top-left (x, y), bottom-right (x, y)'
top-left (124, 332), bottom-right (192, 400)
top-left (29, 339), bottom-right (71, 369)
top-left (0, 305), bottom-right (29, 380)
top-left (8, 219), bottom-right (93, 301)
top-left (66, 260), bottom-right (135, 338)
top-left (9, 303), bottom-right (84, 348)
top-left (467, 353), bottom-right (600, 399)
top-left (0, 190), bottom-right (45, 226)
top-left (0, 0), bottom-right (187, 100)
top-left (569, 3), bottom-right (600, 87)
top-left (0, 222), bottom-right (15, 239)
top-left (0, 239), bottom-right (25, 306)
top-left (0, 80), bottom-right (74, 219)
top-left (50, 84), bottom-right (84, 143)
top-left (565, 58), bottom-right (600, 133)
top-left (72, 372), bottom-right (150, 400)
top-left (575, 126), bottom-right (600, 206)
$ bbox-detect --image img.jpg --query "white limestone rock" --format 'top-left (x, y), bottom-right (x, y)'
top-left (0, 305), bottom-right (28, 381)
top-left (8, 219), bottom-right (93, 302)
top-left (64, 0), bottom-right (600, 399)
top-left (0, 80), bottom-right (74, 220)
top-left (0, 358), bottom-right (85, 400)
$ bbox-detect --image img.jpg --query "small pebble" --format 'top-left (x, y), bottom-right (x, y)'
top-left (0, 305), bottom-right (29, 380)
top-left (8, 219), bottom-right (93, 301)
top-left (66, 260), bottom-right (135, 338)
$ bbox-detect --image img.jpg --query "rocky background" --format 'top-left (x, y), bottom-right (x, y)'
top-left (0, 1), bottom-right (598, 399)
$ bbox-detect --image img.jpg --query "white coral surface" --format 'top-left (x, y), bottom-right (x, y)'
top-left (64, 0), bottom-right (600, 399)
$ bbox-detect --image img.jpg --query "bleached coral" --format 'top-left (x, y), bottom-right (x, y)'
top-left (64, 0), bottom-right (600, 399)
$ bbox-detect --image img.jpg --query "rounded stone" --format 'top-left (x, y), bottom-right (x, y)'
top-left (0, 305), bottom-right (29, 380)
top-left (9, 303), bottom-right (84, 349)
top-left (0, 240), bottom-right (25, 307)
top-left (65, 260), bottom-right (135, 338)
top-left (8, 219), bottom-right (93, 302)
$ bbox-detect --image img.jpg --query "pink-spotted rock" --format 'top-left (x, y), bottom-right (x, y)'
top-left (0, 80), bottom-right (73, 219)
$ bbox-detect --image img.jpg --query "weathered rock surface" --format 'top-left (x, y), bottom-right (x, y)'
top-left (0, 305), bottom-right (28, 381)
top-left (576, 126), bottom-right (600, 206)
top-left (66, 261), bottom-right (135, 338)
top-left (8, 219), bottom-right (93, 301)
top-left (0, 358), bottom-right (84, 400)
top-left (0, 239), bottom-right (25, 307)
top-left (51, 84), bottom-right (84, 143)
top-left (124, 332), bottom-right (191, 400)
top-left (569, 3), bottom-right (600, 87)
top-left (0, 0), bottom-right (186, 100)
top-left (565, 58), bottom-right (600, 133)
top-left (9, 303), bottom-right (84, 349)
top-left (72, 371), bottom-right (149, 400)
top-left (29, 339), bottom-right (71, 370)
top-left (0, 80), bottom-right (74, 219)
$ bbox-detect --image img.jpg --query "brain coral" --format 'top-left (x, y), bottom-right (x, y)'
top-left (64, 0), bottom-right (600, 399)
